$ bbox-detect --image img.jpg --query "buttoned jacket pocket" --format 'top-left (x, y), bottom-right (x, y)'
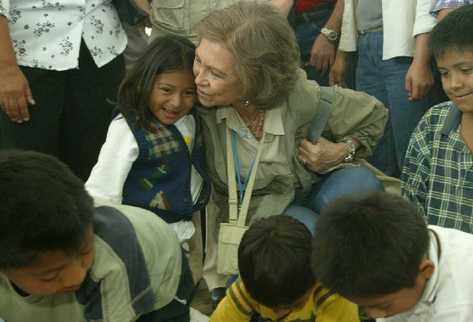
top-left (151, 0), bottom-right (186, 31)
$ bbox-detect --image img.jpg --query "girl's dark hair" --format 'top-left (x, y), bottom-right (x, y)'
top-left (118, 34), bottom-right (196, 132)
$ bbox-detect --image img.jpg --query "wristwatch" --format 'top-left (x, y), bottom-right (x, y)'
top-left (321, 27), bottom-right (339, 42)
top-left (342, 138), bottom-right (357, 162)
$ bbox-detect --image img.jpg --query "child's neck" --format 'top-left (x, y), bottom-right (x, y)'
top-left (461, 113), bottom-right (473, 153)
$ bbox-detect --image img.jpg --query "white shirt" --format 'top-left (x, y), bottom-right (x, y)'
top-left (86, 114), bottom-right (203, 241)
top-left (0, 0), bottom-right (127, 70)
top-left (340, 0), bottom-right (436, 60)
top-left (380, 225), bottom-right (473, 322)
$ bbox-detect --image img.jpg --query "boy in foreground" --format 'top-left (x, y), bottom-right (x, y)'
top-left (210, 215), bottom-right (359, 322)
top-left (401, 4), bottom-right (473, 233)
top-left (0, 150), bottom-right (193, 322)
top-left (311, 192), bottom-right (473, 321)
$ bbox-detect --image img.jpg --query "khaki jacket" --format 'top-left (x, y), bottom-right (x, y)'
top-left (150, 0), bottom-right (270, 44)
top-left (198, 70), bottom-right (388, 224)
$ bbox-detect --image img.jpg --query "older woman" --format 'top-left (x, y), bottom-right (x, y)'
top-left (194, 2), bottom-right (387, 302)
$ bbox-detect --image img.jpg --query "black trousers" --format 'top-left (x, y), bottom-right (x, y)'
top-left (0, 42), bottom-right (125, 181)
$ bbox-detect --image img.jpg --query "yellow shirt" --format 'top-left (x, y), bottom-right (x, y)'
top-left (210, 279), bottom-right (360, 322)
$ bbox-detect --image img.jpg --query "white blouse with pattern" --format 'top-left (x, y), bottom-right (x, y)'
top-left (0, 0), bottom-right (127, 70)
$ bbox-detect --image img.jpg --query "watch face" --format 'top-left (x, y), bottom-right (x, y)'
top-left (327, 31), bottom-right (337, 41)
top-left (322, 28), bottom-right (338, 41)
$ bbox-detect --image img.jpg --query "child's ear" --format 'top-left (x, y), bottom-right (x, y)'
top-left (418, 258), bottom-right (435, 280)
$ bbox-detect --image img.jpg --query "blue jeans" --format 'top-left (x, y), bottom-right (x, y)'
top-left (284, 166), bottom-right (383, 234)
top-left (356, 31), bottom-right (432, 177)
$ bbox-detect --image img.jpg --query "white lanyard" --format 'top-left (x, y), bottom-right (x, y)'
top-left (226, 127), bottom-right (265, 225)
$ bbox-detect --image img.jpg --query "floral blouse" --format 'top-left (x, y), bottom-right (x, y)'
top-left (0, 0), bottom-right (127, 70)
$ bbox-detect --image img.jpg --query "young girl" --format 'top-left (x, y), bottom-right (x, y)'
top-left (86, 35), bottom-right (210, 281)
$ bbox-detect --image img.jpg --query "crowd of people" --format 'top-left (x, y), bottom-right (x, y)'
top-left (0, 0), bottom-right (473, 322)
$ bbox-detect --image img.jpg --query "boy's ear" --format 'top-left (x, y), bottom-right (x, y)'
top-left (418, 258), bottom-right (435, 280)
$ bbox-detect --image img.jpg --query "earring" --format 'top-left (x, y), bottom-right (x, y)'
top-left (242, 99), bottom-right (250, 108)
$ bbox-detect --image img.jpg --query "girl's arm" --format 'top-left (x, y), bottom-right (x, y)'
top-left (85, 116), bottom-right (139, 204)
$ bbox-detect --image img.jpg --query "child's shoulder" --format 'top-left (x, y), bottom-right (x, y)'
top-left (92, 203), bottom-right (178, 249)
top-left (313, 284), bottom-right (360, 322)
top-left (420, 101), bottom-right (460, 133)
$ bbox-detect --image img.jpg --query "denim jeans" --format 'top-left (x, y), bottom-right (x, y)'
top-left (355, 31), bottom-right (432, 177)
top-left (285, 166), bottom-right (384, 234)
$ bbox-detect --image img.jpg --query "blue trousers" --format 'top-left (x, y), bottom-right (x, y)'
top-left (355, 31), bottom-right (432, 177)
top-left (285, 166), bottom-right (383, 234)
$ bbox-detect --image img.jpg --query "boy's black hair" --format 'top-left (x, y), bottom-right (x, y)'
top-left (118, 34), bottom-right (196, 132)
top-left (311, 192), bottom-right (429, 298)
top-left (430, 5), bottom-right (473, 59)
top-left (0, 150), bottom-right (94, 270)
top-left (238, 215), bottom-right (316, 307)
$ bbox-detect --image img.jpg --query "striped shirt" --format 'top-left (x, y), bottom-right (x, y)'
top-left (401, 101), bottom-right (473, 233)
top-left (210, 279), bottom-right (359, 322)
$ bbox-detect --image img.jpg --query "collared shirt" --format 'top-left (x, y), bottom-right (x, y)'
top-left (430, 0), bottom-right (473, 15)
top-left (0, 0), bottom-right (127, 70)
top-left (210, 279), bottom-right (359, 322)
top-left (401, 101), bottom-right (473, 233)
top-left (380, 225), bottom-right (473, 322)
top-left (215, 106), bottom-right (285, 183)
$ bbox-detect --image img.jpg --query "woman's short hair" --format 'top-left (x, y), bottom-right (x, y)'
top-left (195, 2), bottom-right (300, 110)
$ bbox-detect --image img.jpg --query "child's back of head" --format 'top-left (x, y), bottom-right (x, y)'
top-left (311, 192), bottom-right (431, 318)
top-left (0, 150), bottom-right (94, 270)
top-left (238, 215), bottom-right (315, 308)
top-left (311, 192), bottom-right (429, 298)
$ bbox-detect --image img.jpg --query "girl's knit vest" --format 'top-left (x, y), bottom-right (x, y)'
top-left (122, 114), bottom-right (210, 223)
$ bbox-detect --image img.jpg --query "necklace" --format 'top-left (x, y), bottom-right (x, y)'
top-left (241, 110), bottom-right (265, 140)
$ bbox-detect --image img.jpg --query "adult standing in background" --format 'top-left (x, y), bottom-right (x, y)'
top-left (333, 0), bottom-right (437, 178)
top-left (149, 0), bottom-right (294, 44)
top-left (0, 0), bottom-right (127, 181)
top-left (292, 0), bottom-right (350, 86)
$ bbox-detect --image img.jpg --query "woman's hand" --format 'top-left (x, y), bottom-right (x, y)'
top-left (0, 64), bottom-right (35, 123)
top-left (298, 137), bottom-right (348, 173)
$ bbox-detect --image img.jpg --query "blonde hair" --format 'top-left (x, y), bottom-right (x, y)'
top-left (195, 2), bottom-right (300, 109)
